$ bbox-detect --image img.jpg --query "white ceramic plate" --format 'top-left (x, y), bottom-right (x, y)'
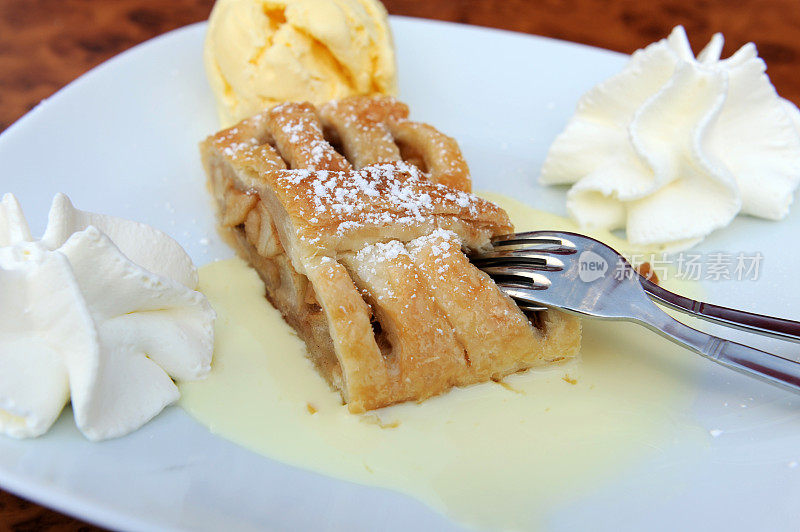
top-left (1, 17), bottom-right (798, 531)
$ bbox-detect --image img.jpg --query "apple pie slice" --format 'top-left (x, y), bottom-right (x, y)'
top-left (200, 96), bottom-right (581, 412)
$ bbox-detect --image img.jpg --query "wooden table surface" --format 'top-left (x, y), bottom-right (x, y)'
top-left (1, 0), bottom-right (798, 529)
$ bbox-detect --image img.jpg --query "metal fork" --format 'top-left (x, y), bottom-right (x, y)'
top-left (469, 230), bottom-right (800, 394)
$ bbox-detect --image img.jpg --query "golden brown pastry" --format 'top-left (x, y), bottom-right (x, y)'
top-left (200, 96), bottom-right (581, 412)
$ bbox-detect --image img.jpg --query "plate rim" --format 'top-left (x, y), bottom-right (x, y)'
top-left (4, 15), bottom-right (793, 531)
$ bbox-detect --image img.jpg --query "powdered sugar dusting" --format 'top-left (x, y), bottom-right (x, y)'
top-left (222, 138), bottom-right (259, 157)
top-left (274, 161), bottom-right (490, 243)
top-left (407, 229), bottom-right (461, 281)
top-left (356, 239), bottom-right (408, 264)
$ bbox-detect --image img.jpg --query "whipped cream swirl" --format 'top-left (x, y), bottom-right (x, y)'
top-left (540, 26), bottom-right (800, 250)
top-left (0, 193), bottom-right (214, 440)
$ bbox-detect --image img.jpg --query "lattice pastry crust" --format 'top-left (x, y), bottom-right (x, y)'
top-left (201, 96), bottom-right (581, 412)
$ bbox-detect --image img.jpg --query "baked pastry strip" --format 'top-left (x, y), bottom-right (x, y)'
top-left (388, 120), bottom-right (472, 192)
top-left (304, 257), bottom-right (393, 411)
top-left (264, 102), bottom-right (351, 171)
top-left (318, 97), bottom-right (408, 169)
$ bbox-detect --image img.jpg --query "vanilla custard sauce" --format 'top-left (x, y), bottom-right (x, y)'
top-left (179, 195), bottom-right (708, 530)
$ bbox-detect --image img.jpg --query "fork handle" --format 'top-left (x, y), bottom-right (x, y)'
top-left (637, 302), bottom-right (800, 394)
top-left (641, 277), bottom-right (800, 342)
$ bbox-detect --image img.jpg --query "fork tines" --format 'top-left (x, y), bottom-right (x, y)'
top-left (471, 234), bottom-right (574, 266)
top-left (469, 233), bottom-right (578, 312)
top-left (488, 233), bottom-right (577, 252)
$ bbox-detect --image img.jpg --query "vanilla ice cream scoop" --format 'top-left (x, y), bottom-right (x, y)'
top-left (0, 194), bottom-right (215, 441)
top-left (540, 26), bottom-right (800, 250)
top-left (204, 0), bottom-right (398, 126)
